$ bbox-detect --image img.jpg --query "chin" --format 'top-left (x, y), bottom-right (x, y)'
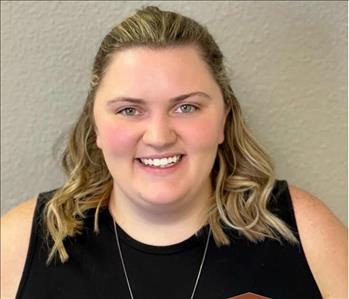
top-left (138, 191), bottom-right (186, 206)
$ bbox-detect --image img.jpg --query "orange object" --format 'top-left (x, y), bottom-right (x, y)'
top-left (227, 292), bottom-right (271, 299)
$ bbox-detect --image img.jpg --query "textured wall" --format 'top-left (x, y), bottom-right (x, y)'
top-left (1, 1), bottom-right (347, 225)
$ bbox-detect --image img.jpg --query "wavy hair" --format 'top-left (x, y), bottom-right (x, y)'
top-left (43, 5), bottom-right (298, 265)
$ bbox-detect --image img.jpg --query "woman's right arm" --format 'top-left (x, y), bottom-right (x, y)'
top-left (1, 198), bottom-right (37, 299)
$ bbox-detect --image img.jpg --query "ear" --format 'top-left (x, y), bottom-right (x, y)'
top-left (218, 106), bottom-right (230, 144)
top-left (96, 136), bottom-right (102, 149)
top-left (94, 126), bottom-right (102, 149)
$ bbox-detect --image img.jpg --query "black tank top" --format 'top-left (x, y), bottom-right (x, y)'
top-left (16, 180), bottom-right (322, 299)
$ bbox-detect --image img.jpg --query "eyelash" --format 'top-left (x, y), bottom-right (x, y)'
top-left (116, 104), bottom-right (199, 117)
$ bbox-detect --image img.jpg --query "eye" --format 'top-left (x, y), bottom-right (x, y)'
top-left (175, 104), bottom-right (198, 114)
top-left (117, 107), bottom-right (140, 117)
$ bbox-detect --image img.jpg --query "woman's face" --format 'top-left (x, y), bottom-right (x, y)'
top-left (94, 46), bottom-right (228, 208)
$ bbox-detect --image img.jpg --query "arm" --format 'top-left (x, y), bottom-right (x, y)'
top-left (289, 186), bottom-right (348, 299)
top-left (0, 198), bottom-right (37, 299)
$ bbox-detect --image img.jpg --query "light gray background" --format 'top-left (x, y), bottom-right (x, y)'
top-left (1, 1), bottom-right (347, 225)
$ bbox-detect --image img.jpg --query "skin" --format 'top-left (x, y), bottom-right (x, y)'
top-left (0, 46), bottom-right (347, 298)
top-left (93, 46), bottom-right (228, 245)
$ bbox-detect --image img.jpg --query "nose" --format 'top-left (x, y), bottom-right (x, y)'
top-left (142, 113), bottom-right (177, 149)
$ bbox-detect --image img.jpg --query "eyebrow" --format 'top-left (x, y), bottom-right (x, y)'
top-left (106, 91), bottom-right (211, 106)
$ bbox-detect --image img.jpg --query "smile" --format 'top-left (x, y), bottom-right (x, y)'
top-left (138, 154), bottom-right (183, 168)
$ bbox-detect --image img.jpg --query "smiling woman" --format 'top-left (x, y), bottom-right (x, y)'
top-left (1, 5), bottom-right (347, 299)
top-left (94, 46), bottom-right (228, 213)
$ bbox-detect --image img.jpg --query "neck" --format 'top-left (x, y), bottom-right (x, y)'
top-left (108, 184), bottom-right (213, 246)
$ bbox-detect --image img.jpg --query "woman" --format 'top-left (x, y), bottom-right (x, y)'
top-left (1, 5), bottom-right (347, 299)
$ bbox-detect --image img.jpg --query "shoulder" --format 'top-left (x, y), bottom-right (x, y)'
top-left (1, 197), bottom-right (38, 299)
top-left (288, 185), bottom-right (348, 299)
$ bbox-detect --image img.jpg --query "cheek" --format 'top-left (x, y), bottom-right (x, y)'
top-left (97, 123), bottom-right (136, 155)
top-left (182, 117), bottom-right (221, 148)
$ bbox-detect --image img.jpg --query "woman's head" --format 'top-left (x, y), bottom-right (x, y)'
top-left (68, 5), bottom-right (240, 195)
top-left (64, 5), bottom-right (241, 204)
top-left (46, 6), bottom-right (297, 265)
top-left (93, 45), bottom-right (228, 209)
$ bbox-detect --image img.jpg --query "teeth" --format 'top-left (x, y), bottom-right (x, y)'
top-left (140, 155), bottom-right (182, 167)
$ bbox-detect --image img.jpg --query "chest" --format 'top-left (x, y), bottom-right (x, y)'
top-left (18, 230), bottom-right (322, 299)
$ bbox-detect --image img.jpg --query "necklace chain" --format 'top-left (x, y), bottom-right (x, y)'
top-left (113, 221), bottom-right (211, 299)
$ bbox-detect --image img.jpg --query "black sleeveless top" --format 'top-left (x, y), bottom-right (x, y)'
top-left (16, 180), bottom-right (323, 299)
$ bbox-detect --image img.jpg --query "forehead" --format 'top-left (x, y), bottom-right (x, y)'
top-left (99, 46), bottom-right (217, 92)
top-left (107, 45), bottom-right (208, 72)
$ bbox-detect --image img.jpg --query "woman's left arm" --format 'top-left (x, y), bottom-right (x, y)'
top-left (289, 185), bottom-right (348, 299)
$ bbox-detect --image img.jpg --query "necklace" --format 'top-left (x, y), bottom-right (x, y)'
top-left (112, 221), bottom-right (211, 299)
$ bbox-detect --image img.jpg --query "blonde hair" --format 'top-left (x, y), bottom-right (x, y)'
top-left (44, 5), bottom-right (298, 265)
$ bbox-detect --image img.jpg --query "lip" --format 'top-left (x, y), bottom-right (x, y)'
top-left (136, 153), bottom-right (185, 159)
top-left (135, 154), bottom-right (186, 175)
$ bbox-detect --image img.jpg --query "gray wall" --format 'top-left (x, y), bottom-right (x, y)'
top-left (1, 1), bottom-right (347, 225)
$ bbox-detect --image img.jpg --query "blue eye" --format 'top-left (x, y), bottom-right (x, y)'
top-left (176, 104), bottom-right (198, 113)
top-left (116, 104), bottom-right (198, 117)
top-left (117, 107), bottom-right (139, 116)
